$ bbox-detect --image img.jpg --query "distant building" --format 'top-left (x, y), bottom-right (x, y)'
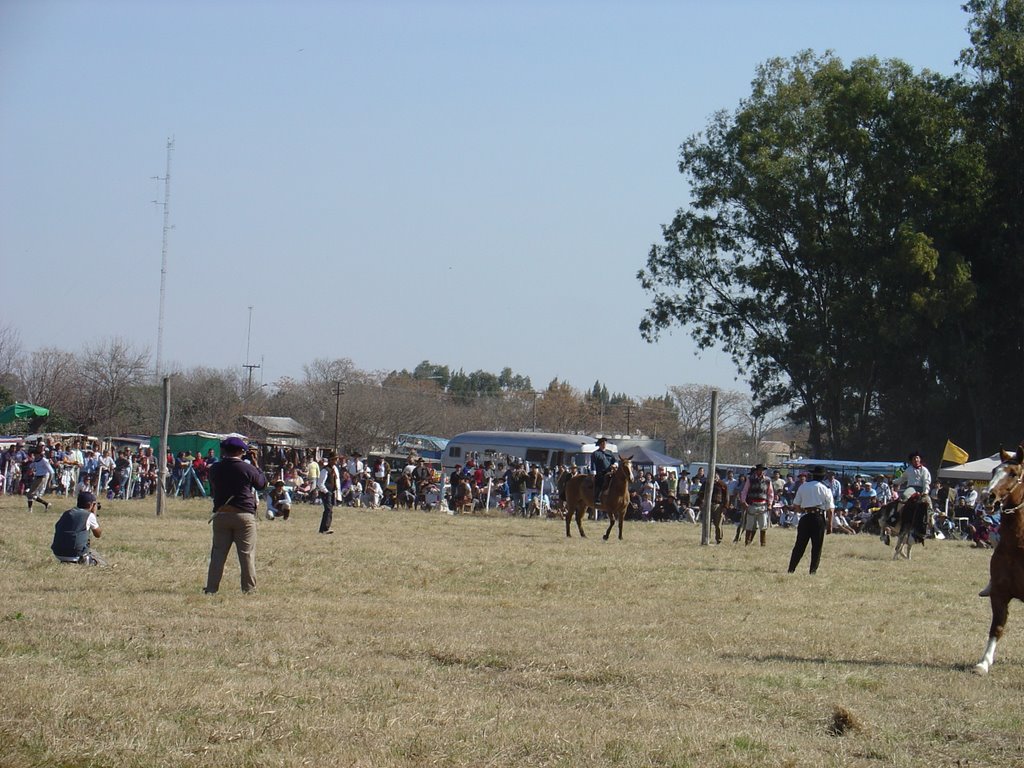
top-left (759, 440), bottom-right (793, 466)
top-left (239, 415), bottom-right (309, 448)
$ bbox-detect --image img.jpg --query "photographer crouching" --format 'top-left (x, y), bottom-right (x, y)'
top-left (51, 491), bottom-right (107, 566)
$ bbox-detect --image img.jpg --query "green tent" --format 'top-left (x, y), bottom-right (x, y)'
top-left (150, 432), bottom-right (224, 459)
top-left (0, 402), bottom-right (49, 424)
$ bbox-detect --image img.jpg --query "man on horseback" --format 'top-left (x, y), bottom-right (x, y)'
top-left (591, 436), bottom-right (616, 507)
top-left (894, 451), bottom-right (932, 540)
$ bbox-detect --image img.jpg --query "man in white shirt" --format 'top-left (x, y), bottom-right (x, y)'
top-left (895, 451), bottom-right (933, 535)
top-left (788, 466), bottom-right (836, 574)
top-left (26, 449), bottom-right (54, 511)
top-left (346, 451), bottom-right (364, 477)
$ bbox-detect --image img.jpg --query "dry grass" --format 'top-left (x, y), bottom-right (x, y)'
top-left (1, 493), bottom-right (1023, 767)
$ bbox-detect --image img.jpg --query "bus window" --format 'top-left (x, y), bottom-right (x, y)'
top-left (525, 448), bottom-right (548, 466)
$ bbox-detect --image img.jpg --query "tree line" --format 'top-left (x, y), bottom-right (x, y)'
top-left (638, 0), bottom-right (1024, 458)
top-left (0, 325), bottom-right (784, 464)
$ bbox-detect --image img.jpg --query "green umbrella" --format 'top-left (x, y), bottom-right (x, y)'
top-left (0, 402), bottom-right (50, 424)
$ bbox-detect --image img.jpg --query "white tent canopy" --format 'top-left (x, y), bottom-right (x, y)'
top-left (937, 453), bottom-right (1000, 482)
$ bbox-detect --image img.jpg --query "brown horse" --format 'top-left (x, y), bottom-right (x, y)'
top-left (563, 456), bottom-right (634, 540)
top-left (974, 446), bottom-right (1024, 675)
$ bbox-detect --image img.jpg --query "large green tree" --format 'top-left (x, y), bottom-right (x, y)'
top-left (639, 51), bottom-right (981, 457)
top-left (951, 0), bottom-right (1024, 451)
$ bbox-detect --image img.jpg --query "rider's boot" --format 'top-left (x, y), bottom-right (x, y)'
top-left (979, 580), bottom-right (992, 597)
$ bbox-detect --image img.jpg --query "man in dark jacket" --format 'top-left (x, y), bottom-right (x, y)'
top-left (590, 437), bottom-right (616, 505)
top-left (52, 491), bottom-right (106, 565)
top-left (204, 437), bottom-right (267, 594)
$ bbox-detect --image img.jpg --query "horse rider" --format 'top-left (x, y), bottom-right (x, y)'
top-left (591, 436), bottom-right (616, 507)
top-left (894, 450), bottom-right (932, 539)
top-left (739, 463), bottom-right (774, 547)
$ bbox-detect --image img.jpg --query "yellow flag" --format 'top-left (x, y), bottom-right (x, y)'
top-left (942, 439), bottom-right (969, 464)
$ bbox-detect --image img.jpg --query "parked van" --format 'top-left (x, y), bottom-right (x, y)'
top-left (442, 431), bottom-right (612, 474)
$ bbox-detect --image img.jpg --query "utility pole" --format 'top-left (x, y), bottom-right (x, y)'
top-left (332, 381), bottom-right (345, 453)
top-left (153, 137), bottom-right (174, 381)
top-left (242, 305), bottom-right (261, 396)
top-left (701, 389), bottom-right (720, 546)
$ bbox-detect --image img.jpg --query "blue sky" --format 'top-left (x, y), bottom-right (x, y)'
top-left (0, 0), bottom-right (971, 399)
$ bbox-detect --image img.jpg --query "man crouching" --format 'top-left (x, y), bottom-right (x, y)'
top-left (51, 491), bottom-right (107, 566)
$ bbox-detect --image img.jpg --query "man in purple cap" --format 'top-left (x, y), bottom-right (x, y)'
top-left (204, 436), bottom-right (267, 594)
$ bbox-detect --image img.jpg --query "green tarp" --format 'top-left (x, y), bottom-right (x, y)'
top-left (0, 402), bottom-right (49, 424)
top-left (150, 433), bottom-right (223, 459)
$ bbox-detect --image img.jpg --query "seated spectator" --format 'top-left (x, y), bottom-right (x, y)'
top-left (832, 508), bottom-right (857, 534)
top-left (363, 475), bottom-right (384, 508)
top-left (639, 492), bottom-right (654, 520)
top-left (857, 481), bottom-right (877, 511)
top-left (395, 469), bottom-right (416, 508)
top-left (266, 481), bottom-right (292, 520)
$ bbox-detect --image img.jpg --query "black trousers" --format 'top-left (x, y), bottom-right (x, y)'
top-left (319, 492), bottom-right (334, 532)
top-left (788, 511), bottom-right (826, 573)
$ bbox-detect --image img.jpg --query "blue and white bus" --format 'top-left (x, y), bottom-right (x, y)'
top-left (442, 431), bottom-right (612, 474)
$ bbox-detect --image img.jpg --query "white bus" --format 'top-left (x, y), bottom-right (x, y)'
top-left (442, 431), bottom-right (612, 474)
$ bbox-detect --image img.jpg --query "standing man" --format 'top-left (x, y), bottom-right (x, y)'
top-left (317, 453), bottom-right (341, 534)
top-left (26, 448), bottom-right (53, 511)
top-left (695, 470), bottom-right (730, 544)
top-left (788, 466), bottom-right (835, 574)
top-left (204, 437), bottom-right (267, 594)
top-left (590, 436), bottom-right (616, 506)
top-left (51, 490), bottom-right (106, 565)
top-left (739, 464), bottom-right (774, 546)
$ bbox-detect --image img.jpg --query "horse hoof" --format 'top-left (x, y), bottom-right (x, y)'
top-left (973, 663), bottom-right (989, 675)
top-left (602, 534), bottom-right (609, 541)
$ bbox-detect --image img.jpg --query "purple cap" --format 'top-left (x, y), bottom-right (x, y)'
top-left (220, 436), bottom-right (248, 451)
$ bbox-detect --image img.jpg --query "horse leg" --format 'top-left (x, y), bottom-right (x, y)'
top-left (565, 503), bottom-right (574, 537)
top-left (603, 513), bottom-right (615, 540)
top-left (974, 596), bottom-right (1009, 674)
top-left (617, 511), bottom-right (623, 540)
top-left (577, 507), bottom-right (587, 538)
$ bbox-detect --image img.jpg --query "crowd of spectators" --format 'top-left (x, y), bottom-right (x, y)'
top-left (1, 438), bottom-right (161, 500)
top-left (3, 436), bottom-right (999, 544)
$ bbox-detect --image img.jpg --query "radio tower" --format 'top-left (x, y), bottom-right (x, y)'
top-left (243, 305), bottom-right (261, 396)
top-left (154, 137), bottom-right (174, 380)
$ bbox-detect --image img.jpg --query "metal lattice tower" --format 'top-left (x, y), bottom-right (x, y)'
top-left (154, 137), bottom-right (174, 380)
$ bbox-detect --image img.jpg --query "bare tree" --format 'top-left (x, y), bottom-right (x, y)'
top-left (171, 366), bottom-right (246, 433)
top-left (76, 338), bottom-right (151, 433)
top-left (536, 380), bottom-right (586, 434)
top-left (14, 347), bottom-right (80, 413)
top-left (0, 324), bottom-right (22, 379)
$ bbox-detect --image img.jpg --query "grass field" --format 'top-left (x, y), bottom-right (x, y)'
top-left (1, 493), bottom-right (1022, 768)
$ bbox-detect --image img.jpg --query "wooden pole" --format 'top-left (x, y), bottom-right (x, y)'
top-left (701, 389), bottom-right (719, 546)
